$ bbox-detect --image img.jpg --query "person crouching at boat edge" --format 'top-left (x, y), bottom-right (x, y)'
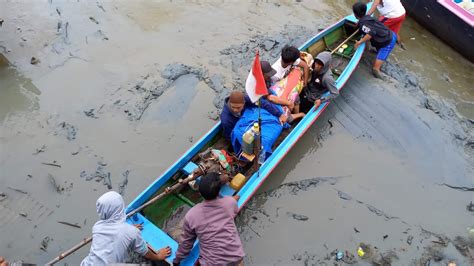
top-left (353, 2), bottom-right (397, 80)
top-left (81, 191), bottom-right (171, 265)
top-left (300, 51), bottom-right (339, 113)
top-left (173, 172), bottom-right (245, 266)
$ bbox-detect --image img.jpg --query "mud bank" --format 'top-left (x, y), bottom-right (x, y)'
top-left (0, 0), bottom-right (473, 265)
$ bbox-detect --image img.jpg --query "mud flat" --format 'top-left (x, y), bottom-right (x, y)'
top-left (0, 0), bottom-right (473, 264)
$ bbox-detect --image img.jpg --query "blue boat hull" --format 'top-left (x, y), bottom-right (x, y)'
top-left (125, 14), bottom-right (366, 265)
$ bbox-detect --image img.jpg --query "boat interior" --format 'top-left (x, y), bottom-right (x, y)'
top-left (140, 20), bottom-right (361, 241)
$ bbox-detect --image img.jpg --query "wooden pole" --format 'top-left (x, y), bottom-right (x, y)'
top-left (46, 167), bottom-right (205, 265)
top-left (330, 29), bottom-right (359, 55)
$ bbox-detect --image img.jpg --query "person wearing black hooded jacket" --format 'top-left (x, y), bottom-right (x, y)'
top-left (353, 2), bottom-right (397, 79)
top-left (300, 51), bottom-right (339, 113)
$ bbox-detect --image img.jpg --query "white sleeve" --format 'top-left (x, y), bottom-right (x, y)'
top-left (293, 58), bottom-right (301, 66)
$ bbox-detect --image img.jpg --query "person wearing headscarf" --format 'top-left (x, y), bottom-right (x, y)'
top-left (81, 191), bottom-right (171, 265)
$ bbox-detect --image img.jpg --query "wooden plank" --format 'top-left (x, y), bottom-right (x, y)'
top-left (306, 39), bottom-right (326, 57)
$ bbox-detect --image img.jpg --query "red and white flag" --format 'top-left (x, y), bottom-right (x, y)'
top-left (245, 50), bottom-right (268, 103)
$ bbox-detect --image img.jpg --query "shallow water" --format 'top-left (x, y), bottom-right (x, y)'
top-left (0, 1), bottom-right (473, 265)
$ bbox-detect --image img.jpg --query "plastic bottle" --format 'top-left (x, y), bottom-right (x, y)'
top-left (242, 123), bottom-right (259, 154)
top-left (251, 123), bottom-right (260, 135)
top-left (258, 147), bottom-right (266, 165)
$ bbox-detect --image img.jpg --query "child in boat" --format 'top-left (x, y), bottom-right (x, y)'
top-left (300, 51), bottom-right (339, 113)
top-left (81, 191), bottom-right (171, 265)
top-left (271, 45), bottom-right (310, 87)
top-left (367, 0), bottom-right (406, 48)
top-left (353, 2), bottom-right (397, 79)
top-left (173, 172), bottom-right (244, 266)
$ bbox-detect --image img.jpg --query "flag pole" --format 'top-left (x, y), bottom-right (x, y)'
top-left (256, 97), bottom-right (262, 179)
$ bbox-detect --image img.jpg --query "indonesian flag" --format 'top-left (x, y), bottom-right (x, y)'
top-left (245, 50), bottom-right (268, 103)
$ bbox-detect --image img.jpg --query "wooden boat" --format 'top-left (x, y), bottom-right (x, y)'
top-left (125, 13), bottom-right (366, 265)
top-left (401, 0), bottom-right (474, 62)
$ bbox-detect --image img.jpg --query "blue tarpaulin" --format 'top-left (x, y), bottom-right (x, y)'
top-left (231, 107), bottom-right (283, 159)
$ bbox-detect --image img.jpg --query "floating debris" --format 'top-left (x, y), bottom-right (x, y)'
top-left (7, 186), bottom-right (28, 194)
top-left (89, 16), bottom-right (99, 24)
top-left (118, 170), bottom-right (129, 195)
top-left (49, 174), bottom-right (61, 193)
top-left (30, 57), bottom-right (40, 65)
top-left (287, 212), bottom-right (309, 221)
top-left (84, 108), bottom-right (98, 118)
top-left (33, 145), bottom-right (47, 155)
top-left (0, 192), bottom-right (7, 201)
top-left (57, 221), bottom-right (81, 229)
top-left (42, 162), bottom-right (62, 168)
top-left (466, 201), bottom-right (474, 212)
top-left (337, 190), bottom-right (352, 201)
top-left (40, 236), bottom-right (50, 251)
top-left (56, 122), bottom-right (78, 141)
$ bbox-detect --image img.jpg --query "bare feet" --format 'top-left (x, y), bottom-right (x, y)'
top-left (372, 68), bottom-right (384, 80)
top-left (290, 113), bottom-right (305, 121)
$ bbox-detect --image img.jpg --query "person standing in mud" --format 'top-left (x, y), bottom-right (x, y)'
top-left (300, 51), bottom-right (339, 113)
top-left (173, 172), bottom-right (245, 266)
top-left (353, 2), bottom-right (397, 79)
top-left (366, 0), bottom-right (406, 48)
top-left (81, 191), bottom-right (171, 265)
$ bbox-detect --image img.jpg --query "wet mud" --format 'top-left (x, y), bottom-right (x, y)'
top-left (1, 0), bottom-right (473, 265)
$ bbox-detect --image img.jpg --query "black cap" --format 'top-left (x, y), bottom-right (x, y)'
top-left (261, 61), bottom-right (277, 77)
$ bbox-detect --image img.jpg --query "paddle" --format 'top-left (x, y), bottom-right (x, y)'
top-left (330, 29), bottom-right (360, 55)
top-left (46, 166), bottom-right (206, 265)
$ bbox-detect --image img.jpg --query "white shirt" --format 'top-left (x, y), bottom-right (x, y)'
top-left (271, 57), bottom-right (301, 82)
top-left (377, 0), bottom-right (406, 18)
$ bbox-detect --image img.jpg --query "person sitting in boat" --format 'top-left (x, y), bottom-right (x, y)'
top-left (173, 172), bottom-right (245, 266)
top-left (261, 60), bottom-right (304, 122)
top-left (300, 51), bottom-right (339, 113)
top-left (353, 2), bottom-right (397, 79)
top-left (271, 45), bottom-right (310, 87)
top-left (221, 90), bottom-right (285, 140)
top-left (81, 191), bottom-right (171, 266)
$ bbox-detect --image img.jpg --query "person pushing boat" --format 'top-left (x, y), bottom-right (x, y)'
top-left (81, 191), bottom-right (171, 265)
top-left (353, 2), bottom-right (397, 79)
top-left (366, 0), bottom-right (406, 48)
top-left (173, 172), bottom-right (245, 266)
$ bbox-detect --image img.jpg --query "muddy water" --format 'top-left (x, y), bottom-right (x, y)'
top-left (0, 0), bottom-right (473, 265)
